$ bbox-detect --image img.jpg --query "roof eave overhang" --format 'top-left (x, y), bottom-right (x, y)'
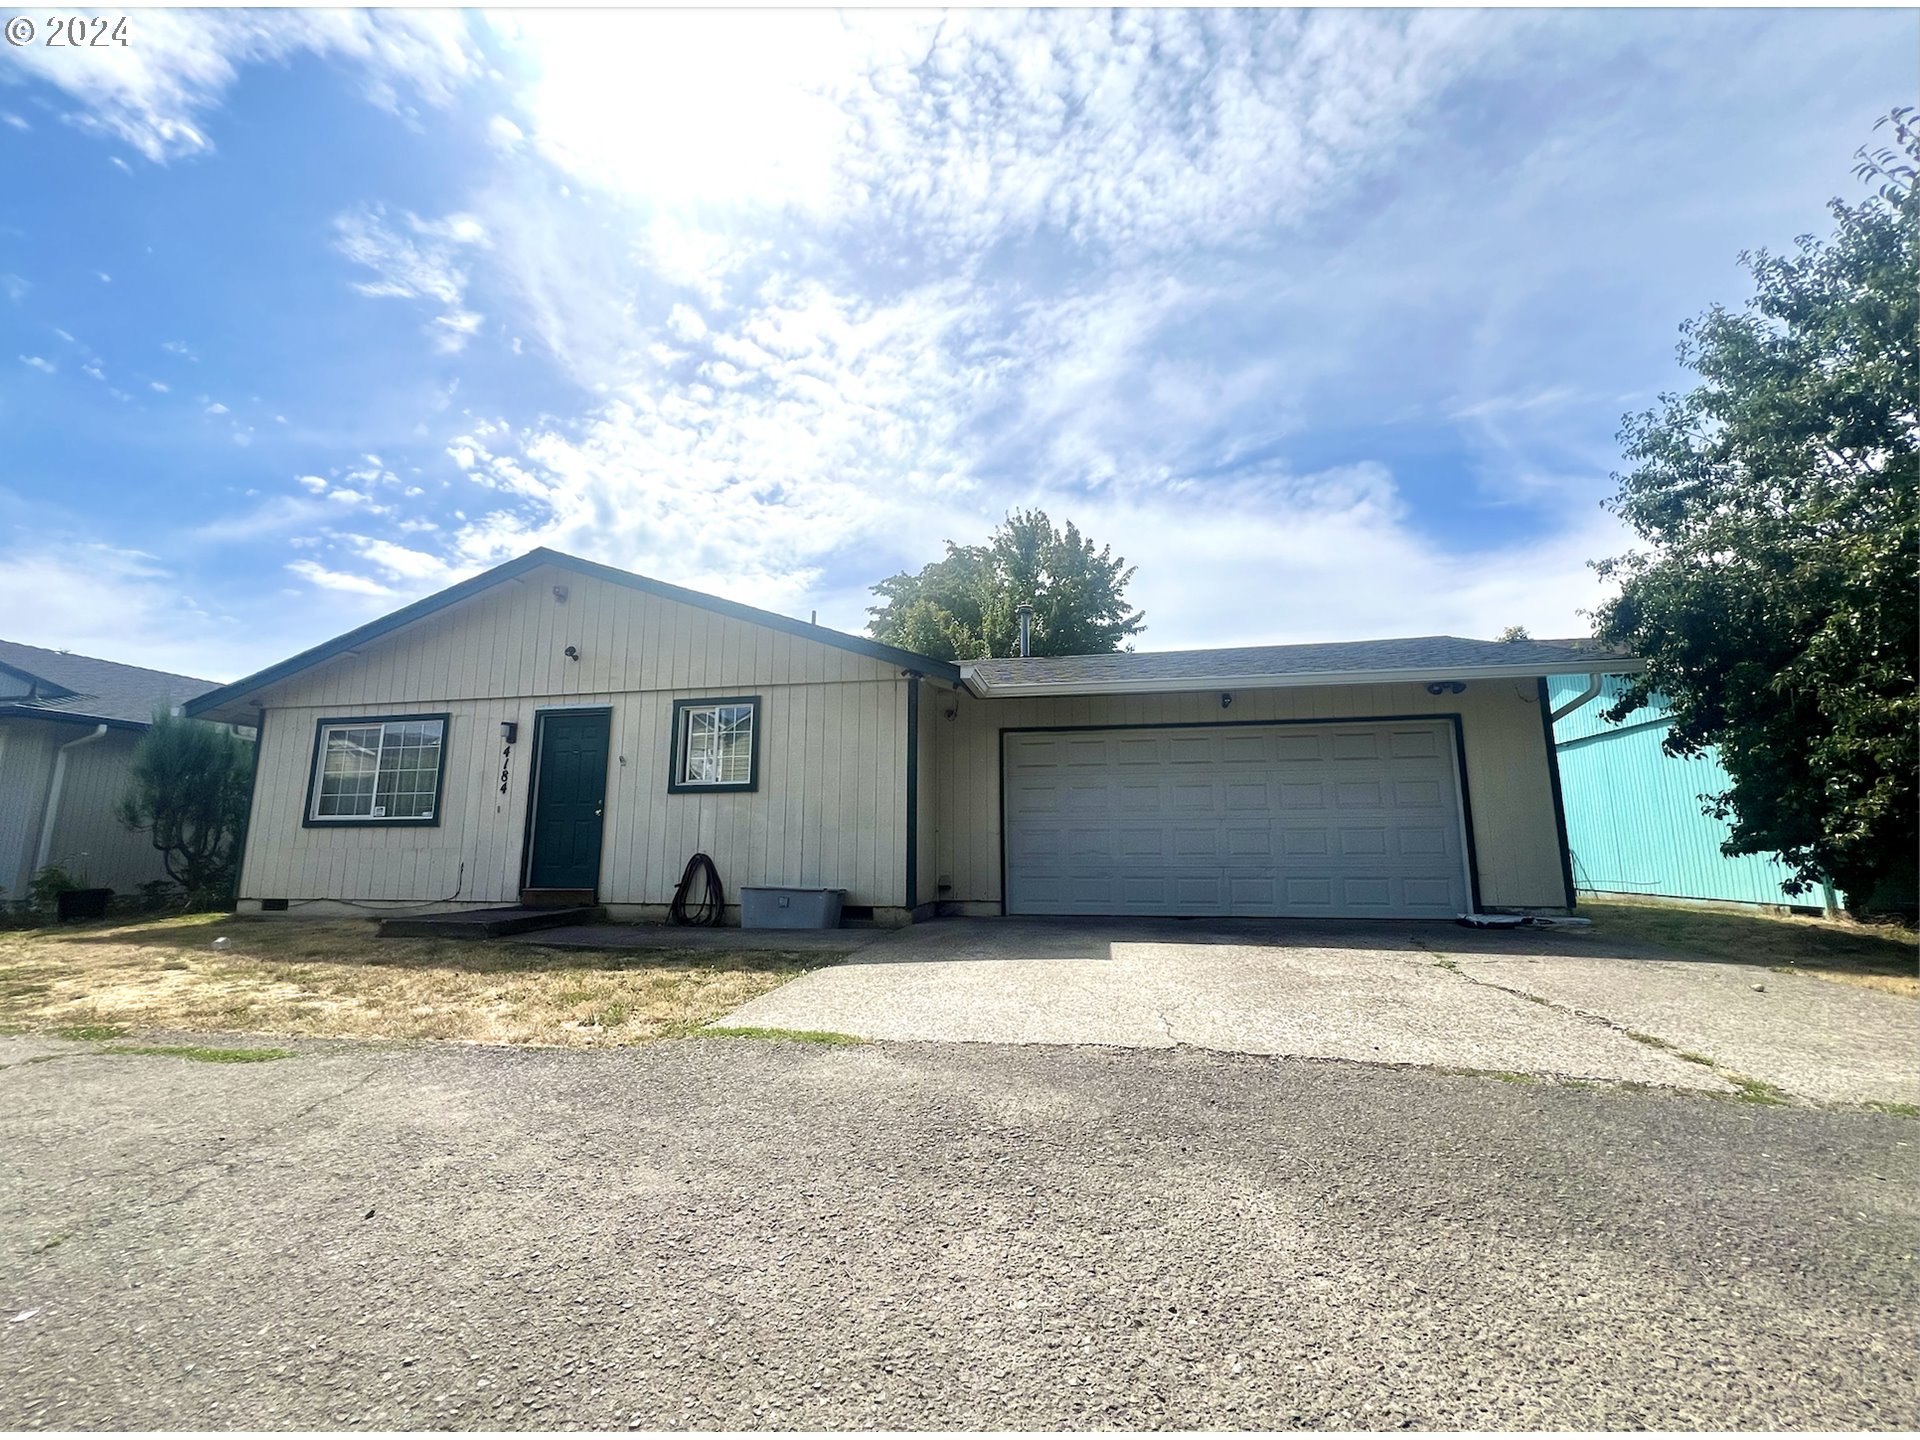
top-left (959, 658), bottom-right (1645, 698)
top-left (0, 704), bottom-right (147, 731)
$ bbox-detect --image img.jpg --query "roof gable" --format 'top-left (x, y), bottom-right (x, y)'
top-left (184, 548), bottom-right (959, 719)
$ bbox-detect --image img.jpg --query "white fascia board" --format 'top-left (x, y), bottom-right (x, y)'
top-left (958, 659), bottom-right (1646, 698)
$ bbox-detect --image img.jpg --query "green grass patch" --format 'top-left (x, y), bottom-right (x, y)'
top-left (692, 1025), bottom-right (865, 1046)
top-left (102, 1043), bottom-right (296, 1064)
top-left (1862, 1100), bottom-right (1920, 1118)
top-left (1676, 1050), bottom-right (1717, 1068)
top-left (54, 1023), bottom-right (127, 1041)
top-left (1723, 1073), bottom-right (1790, 1106)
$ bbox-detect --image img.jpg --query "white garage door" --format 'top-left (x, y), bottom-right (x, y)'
top-left (1003, 720), bottom-right (1471, 919)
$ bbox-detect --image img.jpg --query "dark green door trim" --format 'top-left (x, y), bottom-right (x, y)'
top-left (522, 707), bottom-right (613, 897)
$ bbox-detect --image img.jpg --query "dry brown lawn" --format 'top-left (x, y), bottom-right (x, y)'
top-left (1582, 897), bottom-right (1919, 998)
top-left (0, 914), bottom-right (835, 1047)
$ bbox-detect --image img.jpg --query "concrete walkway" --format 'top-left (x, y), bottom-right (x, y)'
top-left (722, 916), bottom-right (1919, 1105)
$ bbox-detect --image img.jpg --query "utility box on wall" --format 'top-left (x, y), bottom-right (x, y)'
top-left (740, 886), bottom-right (846, 929)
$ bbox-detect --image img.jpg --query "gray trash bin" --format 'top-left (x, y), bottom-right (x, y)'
top-left (739, 886), bottom-right (846, 930)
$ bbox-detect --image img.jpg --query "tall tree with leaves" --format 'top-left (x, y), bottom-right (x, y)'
top-left (868, 509), bottom-right (1146, 661)
top-left (118, 709), bottom-right (255, 907)
top-left (1590, 110), bottom-right (1918, 908)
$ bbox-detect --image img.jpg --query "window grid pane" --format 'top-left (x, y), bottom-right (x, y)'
top-left (314, 719), bottom-right (443, 820)
top-left (679, 703), bottom-right (754, 786)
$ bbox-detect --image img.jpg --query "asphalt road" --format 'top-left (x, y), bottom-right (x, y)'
top-left (2, 1033), bottom-right (1915, 1430)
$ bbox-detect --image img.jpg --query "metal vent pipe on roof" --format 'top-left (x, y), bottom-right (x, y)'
top-left (1016, 602), bottom-right (1033, 658)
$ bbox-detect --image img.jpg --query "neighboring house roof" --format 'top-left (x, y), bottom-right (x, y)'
top-left (962, 635), bottom-right (1640, 697)
top-left (184, 548), bottom-right (965, 722)
top-left (0, 639), bottom-right (220, 729)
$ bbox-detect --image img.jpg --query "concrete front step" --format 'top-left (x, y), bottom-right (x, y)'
top-left (378, 905), bottom-right (605, 940)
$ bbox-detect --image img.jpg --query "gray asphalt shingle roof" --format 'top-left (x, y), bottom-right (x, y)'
top-left (0, 639), bottom-right (220, 727)
top-left (963, 635), bottom-right (1632, 691)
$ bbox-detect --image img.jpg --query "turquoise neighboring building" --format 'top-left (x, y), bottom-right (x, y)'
top-left (1548, 674), bottom-right (1804, 908)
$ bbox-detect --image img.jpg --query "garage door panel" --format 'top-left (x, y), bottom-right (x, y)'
top-left (1404, 877), bottom-right (1457, 907)
top-left (1004, 720), bottom-right (1469, 919)
top-left (1331, 731), bottom-right (1382, 760)
top-left (1334, 780), bottom-right (1383, 808)
top-left (1341, 876), bottom-right (1392, 907)
top-left (1390, 728), bottom-right (1440, 759)
top-left (1225, 825), bottom-right (1272, 857)
top-left (1339, 827), bottom-right (1389, 856)
top-left (1394, 778), bottom-right (1444, 807)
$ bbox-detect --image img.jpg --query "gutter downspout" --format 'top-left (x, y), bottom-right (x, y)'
top-left (1548, 673), bottom-right (1605, 725)
top-left (35, 723), bottom-right (110, 873)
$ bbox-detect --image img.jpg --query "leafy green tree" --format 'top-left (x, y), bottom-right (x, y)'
top-left (1494, 625), bottom-right (1531, 643)
top-left (869, 509), bottom-right (1146, 661)
top-left (1590, 110), bottom-right (1918, 907)
top-left (118, 709), bottom-right (255, 908)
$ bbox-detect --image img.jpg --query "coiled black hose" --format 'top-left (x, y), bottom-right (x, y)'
top-left (669, 852), bottom-right (725, 927)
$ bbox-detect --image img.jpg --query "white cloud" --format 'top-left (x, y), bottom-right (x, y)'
top-left (148, 379), bottom-right (168, 392)
top-left (191, 495), bottom-right (332, 544)
top-left (1, 274), bottom-right (27, 303)
top-left (5, 10), bottom-right (478, 161)
top-left (205, 400), bottom-right (229, 415)
top-left (485, 10), bottom-right (1503, 258)
top-left (352, 537), bottom-right (462, 585)
top-left (334, 205), bottom-right (488, 353)
top-left (286, 559), bottom-right (395, 597)
top-left (19, 355), bottom-right (55, 373)
top-left (1015, 467), bottom-right (1634, 650)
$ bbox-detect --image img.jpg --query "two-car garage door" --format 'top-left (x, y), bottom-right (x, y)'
top-left (1003, 720), bottom-right (1471, 919)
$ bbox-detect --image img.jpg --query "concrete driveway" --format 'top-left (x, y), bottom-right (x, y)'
top-left (723, 917), bottom-right (1919, 1106)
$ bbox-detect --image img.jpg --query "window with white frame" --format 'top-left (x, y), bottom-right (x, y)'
top-left (308, 716), bottom-right (447, 823)
top-left (671, 698), bottom-right (758, 791)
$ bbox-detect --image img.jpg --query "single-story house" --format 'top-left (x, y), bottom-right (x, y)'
top-left (184, 548), bottom-right (1638, 925)
top-left (1548, 673), bottom-right (1807, 909)
top-left (0, 639), bottom-right (222, 902)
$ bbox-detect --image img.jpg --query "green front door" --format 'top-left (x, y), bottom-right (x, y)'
top-left (526, 709), bottom-right (610, 894)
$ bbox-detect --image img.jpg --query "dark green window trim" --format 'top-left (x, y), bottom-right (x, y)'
top-left (667, 695), bottom-right (761, 795)
top-left (301, 713), bottom-right (452, 829)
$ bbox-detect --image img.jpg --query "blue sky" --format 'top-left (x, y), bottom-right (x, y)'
top-left (1, 8), bottom-right (1911, 682)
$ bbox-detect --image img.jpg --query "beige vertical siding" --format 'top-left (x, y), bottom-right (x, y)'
top-left (44, 728), bottom-right (179, 895)
top-left (0, 720), bottom-right (61, 899)
top-left (0, 720), bottom-right (180, 899)
top-left (927, 678), bottom-right (1566, 911)
top-left (239, 564), bottom-right (913, 911)
top-left (912, 678), bottom-right (939, 912)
